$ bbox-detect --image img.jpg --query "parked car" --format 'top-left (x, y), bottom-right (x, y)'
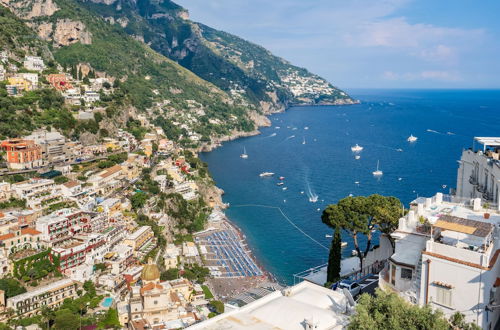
top-left (338, 280), bottom-right (361, 297)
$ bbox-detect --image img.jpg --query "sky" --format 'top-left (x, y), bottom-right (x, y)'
top-left (175, 0), bottom-right (500, 89)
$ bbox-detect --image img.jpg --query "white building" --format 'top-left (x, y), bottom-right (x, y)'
top-left (381, 192), bottom-right (500, 329)
top-left (189, 280), bottom-right (350, 330)
top-left (456, 137), bottom-right (500, 208)
top-left (23, 56), bottom-right (45, 72)
top-left (0, 65), bottom-right (5, 81)
top-left (19, 73), bottom-right (38, 88)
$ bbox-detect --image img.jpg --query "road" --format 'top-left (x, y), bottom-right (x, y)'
top-left (359, 274), bottom-right (379, 296)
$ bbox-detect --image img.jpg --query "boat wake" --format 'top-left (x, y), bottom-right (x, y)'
top-left (305, 179), bottom-right (319, 203)
top-left (284, 135), bottom-right (296, 141)
top-left (426, 129), bottom-right (442, 134)
top-left (264, 132), bottom-right (277, 138)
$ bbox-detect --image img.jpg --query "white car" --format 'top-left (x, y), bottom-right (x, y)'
top-left (338, 280), bottom-right (361, 297)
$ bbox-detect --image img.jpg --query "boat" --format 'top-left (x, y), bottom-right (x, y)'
top-left (372, 160), bottom-right (383, 176)
top-left (341, 242), bottom-right (347, 248)
top-left (355, 155), bottom-right (361, 160)
top-left (351, 250), bottom-right (358, 256)
top-left (282, 187), bottom-right (287, 191)
top-left (407, 134), bottom-right (418, 142)
top-left (304, 126), bottom-right (309, 130)
top-left (259, 172), bottom-right (274, 177)
top-left (277, 182), bottom-right (284, 186)
top-left (396, 148), bottom-right (403, 152)
top-left (309, 195), bottom-right (319, 203)
top-left (240, 147), bottom-right (248, 159)
top-left (302, 137), bottom-right (306, 145)
top-left (279, 176), bottom-right (285, 180)
top-left (351, 144), bottom-right (363, 152)
top-left (325, 234), bottom-right (332, 238)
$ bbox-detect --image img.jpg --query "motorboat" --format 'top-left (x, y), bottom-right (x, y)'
top-left (351, 144), bottom-right (363, 152)
top-left (372, 160), bottom-right (383, 176)
top-left (355, 155), bottom-right (361, 160)
top-left (240, 147), bottom-right (248, 159)
top-left (407, 134), bottom-right (418, 142)
top-left (277, 182), bottom-right (284, 186)
top-left (259, 172), bottom-right (274, 177)
top-left (279, 176), bottom-right (285, 180)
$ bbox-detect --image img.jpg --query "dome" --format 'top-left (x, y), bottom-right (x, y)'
top-left (141, 258), bottom-right (160, 282)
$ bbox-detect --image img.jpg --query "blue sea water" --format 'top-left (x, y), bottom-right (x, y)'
top-left (200, 89), bottom-right (500, 285)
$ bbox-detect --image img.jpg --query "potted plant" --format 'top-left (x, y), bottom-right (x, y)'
top-left (484, 212), bottom-right (490, 219)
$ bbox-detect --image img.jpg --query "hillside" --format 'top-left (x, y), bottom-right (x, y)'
top-left (0, 0), bottom-right (356, 146)
top-left (71, 0), bottom-right (357, 112)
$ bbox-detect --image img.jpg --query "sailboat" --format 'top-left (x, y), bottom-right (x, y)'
top-left (302, 137), bottom-right (306, 145)
top-left (240, 147), bottom-right (248, 159)
top-left (372, 160), bottom-right (383, 176)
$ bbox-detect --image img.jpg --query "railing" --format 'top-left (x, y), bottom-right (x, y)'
top-left (427, 240), bottom-right (490, 267)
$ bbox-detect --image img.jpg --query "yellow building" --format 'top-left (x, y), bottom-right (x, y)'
top-left (7, 77), bottom-right (31, 91)
top-left (123, 226), bottom-right (154, 253)
top-left (5, 279), bottom-right (78, 318)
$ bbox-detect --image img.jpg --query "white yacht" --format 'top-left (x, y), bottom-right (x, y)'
top-left (351, 144), bottom-right (363, 152)
top-left (407, 134), bottom-right (418, 142)
top-left (355, 155), bottom-right (361, 160)
top-left (240, 147), bottom-right (248, 159)
top-left (302, 137), bottom-right (306, 145)
top-left (259, 172), bottom-right (275, 177)
top-left (372, 160), bottom-right (383, 176)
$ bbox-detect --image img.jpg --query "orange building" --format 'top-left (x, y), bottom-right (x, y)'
top-left (46, 74), bottom-right (73, 91)
top-left (1, 139), bottom-right (43, 170)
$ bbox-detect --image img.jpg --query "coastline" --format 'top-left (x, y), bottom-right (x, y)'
top-left (196, 100), bottom-right (360, 290)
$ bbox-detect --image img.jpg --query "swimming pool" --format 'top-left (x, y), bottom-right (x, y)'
top-left (101, 297), bottom-right (113, 308)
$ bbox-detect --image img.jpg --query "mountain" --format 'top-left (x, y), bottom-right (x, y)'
top-left (0, 0), bottom-right (356, 145)
top-left (75, 0), bottom-right (357, 112)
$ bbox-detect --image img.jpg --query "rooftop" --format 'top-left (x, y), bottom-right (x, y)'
top-left (188, 281), bottom-right (349, 330)
top-left (8, 279), bottom-right (74, 304)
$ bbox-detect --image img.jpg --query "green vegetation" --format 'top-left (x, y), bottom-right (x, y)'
top-left (0, 278), bottom-right (26, 299)
top-left (182, 264), bottom-right (210, 284)
top-left (209, 300), bottom-right (225, 315)
top-left (202, 285), bottom-right (214, 299)
top-left (349, 289), bottom-right (480, 330)
top-left (322, 195), bottom-right (402, 269)
top-left (0, 197), bottom-right (26, 210)
top-left (160, 268), bottom-right (179, 281)
top-left (54, 176), bottom-right (69, 184)
top-left (131, 192), bottom-right (149, 210)
top-left (166, 194), bottom-right (210, 233)
top-left (13, 249), bottom-right (60, 282)
top-left (97, 308), bottom-right (121, 329)
top-left (326, 226), bottom-right (342, 284)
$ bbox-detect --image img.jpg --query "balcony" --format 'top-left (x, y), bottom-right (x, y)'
top-left (427, 240), bottom-right (492, 267)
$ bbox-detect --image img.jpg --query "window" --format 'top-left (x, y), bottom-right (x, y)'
top-left (435, 286), bottom-right (452, 307)
top-left (401, 268), bottom-right (412, 280)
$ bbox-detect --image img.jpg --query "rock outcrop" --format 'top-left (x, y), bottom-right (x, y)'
top-left (0, 0), bottom-right (58, 19)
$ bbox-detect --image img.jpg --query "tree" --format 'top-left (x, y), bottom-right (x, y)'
top-left (54, 309), bottom-right (80, 330)
top-left (209, 300), bottom-right (224, 314)
top-left (326, 226), bottom-right (342, 283)
top-left (0, 278), bottom-right (26, 298)
top-left (349, 289), bottom-right (449, 330)
top-left (131, 192), bottom-right (149, 210)
top-left (322, 195), bottom-right (402, 270)
top-left (98, 308), bottom-right (121, 329)
top-left (160, 268), bottom-right (179, 281)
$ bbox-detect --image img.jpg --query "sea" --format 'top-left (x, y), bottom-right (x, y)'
top-left (200, 89), bottom-right (500, 285)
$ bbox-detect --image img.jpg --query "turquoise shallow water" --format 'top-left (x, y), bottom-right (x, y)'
top-left (200, 89), bottom-right (500, 285)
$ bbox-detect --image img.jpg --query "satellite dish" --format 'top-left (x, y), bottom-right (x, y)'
top-left (343, 288), bottom-right (356, 307)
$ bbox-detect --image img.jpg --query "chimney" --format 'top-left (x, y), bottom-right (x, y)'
top-left (425, 198), bottom-right (432, 208)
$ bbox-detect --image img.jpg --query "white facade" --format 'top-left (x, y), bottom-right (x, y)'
top-left (23, 56), bottom-right (45, 72)
top-left (456, 138), bottom-right (500, 208)
top-left (381, 192), bottom-right (500, 329)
